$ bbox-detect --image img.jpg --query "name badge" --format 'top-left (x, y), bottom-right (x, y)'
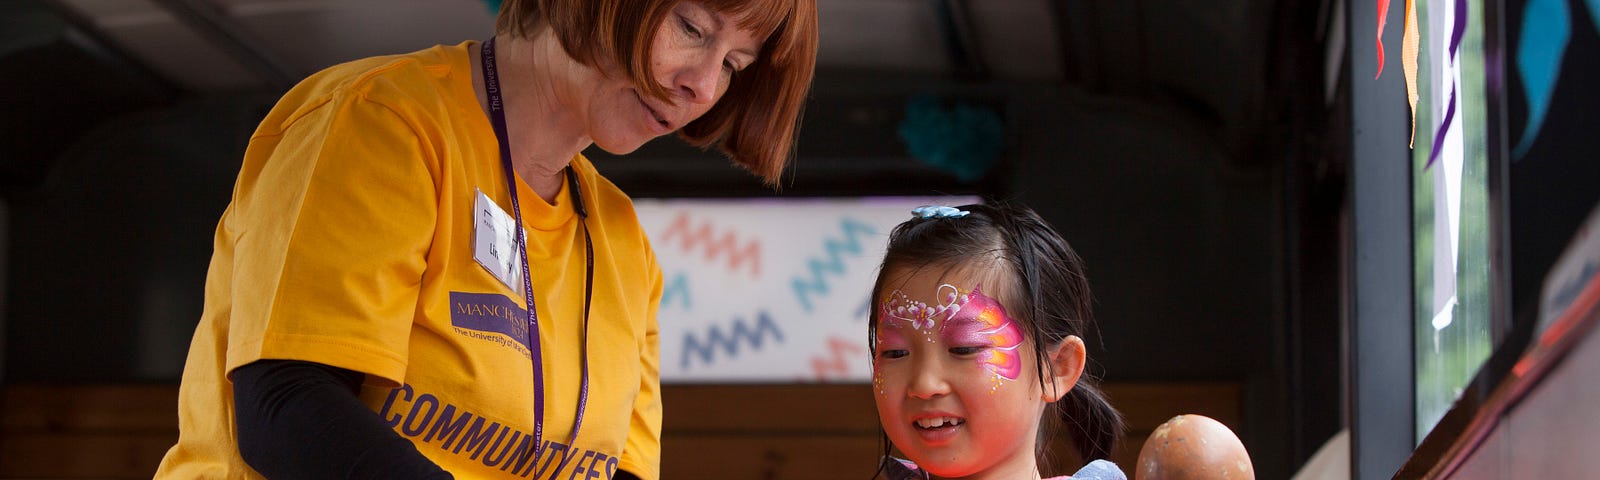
top-left (473, 189), bottom-right (523, 292)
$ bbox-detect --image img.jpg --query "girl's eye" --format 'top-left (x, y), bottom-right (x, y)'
top-left (949, 346), bottom-right (985, 356)
top-left (722, 59), bottom-right (737, 74)
top-left (878, 349), bottom-right (909, 359)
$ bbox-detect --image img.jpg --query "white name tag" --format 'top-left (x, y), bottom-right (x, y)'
top-left (473, 189), bottom-right (524, 292)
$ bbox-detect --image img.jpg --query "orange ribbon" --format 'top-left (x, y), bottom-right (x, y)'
top-left (1403, 0), bottom-right (1420, 146)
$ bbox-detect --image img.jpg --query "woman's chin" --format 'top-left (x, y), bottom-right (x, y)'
top-left (589, 138), bottom-right (650, 156)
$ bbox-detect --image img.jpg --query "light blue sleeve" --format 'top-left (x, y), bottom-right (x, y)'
top-left (1070, 459), bottom-right (1128, 480)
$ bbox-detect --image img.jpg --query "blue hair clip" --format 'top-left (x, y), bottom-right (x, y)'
top-left (912, 205), bottom-right (970, 219)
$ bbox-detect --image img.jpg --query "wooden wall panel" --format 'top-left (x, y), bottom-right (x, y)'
top-left (0, 382), bottom-right (1241, 478)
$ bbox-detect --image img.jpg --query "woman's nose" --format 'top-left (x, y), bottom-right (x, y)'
top-left (672, 54), bottom-right (723, 105)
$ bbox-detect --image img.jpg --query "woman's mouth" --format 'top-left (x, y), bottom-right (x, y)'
top-left (634, 91), bottom-right (670, 131)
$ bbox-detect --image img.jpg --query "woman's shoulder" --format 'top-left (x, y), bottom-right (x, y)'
top-left (312, 42), bottom-right (468, 91)
top-left (262, 43), bottom-right (474, 130)
top-left (570, 155), bottom-right (642, 226)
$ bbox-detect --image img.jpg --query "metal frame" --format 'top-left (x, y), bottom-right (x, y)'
top-left (1346, 0), bottom-right (1416, 478)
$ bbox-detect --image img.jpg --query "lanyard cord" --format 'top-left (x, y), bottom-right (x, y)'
top-left (481, 36), bottom-right (592, 463)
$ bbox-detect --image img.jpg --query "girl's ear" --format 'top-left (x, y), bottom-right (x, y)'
top-left (1043, 335), bottom-right (1086, 402)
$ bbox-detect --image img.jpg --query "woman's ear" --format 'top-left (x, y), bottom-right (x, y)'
top-left (1043, 335), bottom-right (1086, 402)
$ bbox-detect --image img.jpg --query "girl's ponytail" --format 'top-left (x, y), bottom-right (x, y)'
top-left (1056, 379), bottom-right (1125, 463)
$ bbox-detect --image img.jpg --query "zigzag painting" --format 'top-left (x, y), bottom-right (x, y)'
top-left (634, 196), bottom-right (976, 383)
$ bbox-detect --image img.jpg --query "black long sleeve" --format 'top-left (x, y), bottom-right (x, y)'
top-left (232, 359), bottom-right (453, 479)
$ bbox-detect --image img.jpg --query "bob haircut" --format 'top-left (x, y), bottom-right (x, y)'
top-left (496, 0), bottom-right (818, 186)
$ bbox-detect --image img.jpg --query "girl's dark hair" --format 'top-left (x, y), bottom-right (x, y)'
top-left (868, 201), bottom-right (1125, 475)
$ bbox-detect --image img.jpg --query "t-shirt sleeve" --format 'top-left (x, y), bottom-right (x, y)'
top-left (222, 88), bottom-right (439, 387)
top-left (619, 249), bottom-right (664, 480)
top-left (1066, 459), bottom-right (1128, 480)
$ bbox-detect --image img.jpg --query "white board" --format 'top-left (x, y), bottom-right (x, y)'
top-left (635, 196), bottom-right (978, 383)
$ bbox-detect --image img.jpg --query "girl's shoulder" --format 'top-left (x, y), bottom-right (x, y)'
top-left (1047, 459), bottom-right (1128, 480)
top-left (882, 458), bottom-right (1126, 480)
top-left (879, 457), bottom-right (929, 480)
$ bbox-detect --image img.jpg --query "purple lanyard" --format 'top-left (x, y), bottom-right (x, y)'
top-left (480, 36), bottom-right (593, 463)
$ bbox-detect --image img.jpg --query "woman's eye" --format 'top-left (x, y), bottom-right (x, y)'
top-left (878, 349), bottom-right (908, 359)
top-left (949, 346), bottom-right (985, 356)
top-left (678, 16), bottom-right (703, 39)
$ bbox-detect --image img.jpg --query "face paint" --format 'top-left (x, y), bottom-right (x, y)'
top-left (942, 286), bottom-right (1024, 390)
top-left (881, 284), bottom-right (963, 332)
top-left (878, 283), bottom-right (1025, 391)
top-left (872, 323), bottom-right (912, 396)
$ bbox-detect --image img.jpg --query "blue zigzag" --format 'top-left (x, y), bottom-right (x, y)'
top-left (791, 218), bottom-right (877, 312)
top-left (680, 311), bottom-right (784, 369)
top-left (661, 270), bottom-right (691, 310)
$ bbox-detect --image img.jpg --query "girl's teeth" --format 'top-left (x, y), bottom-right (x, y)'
top-left (916, 417), bottom-right (963, 428)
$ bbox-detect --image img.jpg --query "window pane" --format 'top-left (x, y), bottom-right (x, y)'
top-left (1412, 0), bottom-right (1493, 442)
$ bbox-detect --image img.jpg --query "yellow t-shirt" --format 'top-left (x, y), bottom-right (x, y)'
top-left (155, 41), bottom-right (663, 480)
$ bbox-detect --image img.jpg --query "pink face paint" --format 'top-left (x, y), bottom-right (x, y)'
top-left (873, 318), bottom-right (914, 396)
top-left (881, 285), bottom-right (962, 332)
top-left (873, 322), bottom-right (912, 354)
top-left (941, 286), bottom-right (1024, 382)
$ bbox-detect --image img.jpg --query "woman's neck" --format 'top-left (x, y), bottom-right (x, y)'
top-left (471, 32), bottom-right (594, 204)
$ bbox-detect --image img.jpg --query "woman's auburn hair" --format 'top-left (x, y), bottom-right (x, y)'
top-left (495, 0), bottom-right (818, 186)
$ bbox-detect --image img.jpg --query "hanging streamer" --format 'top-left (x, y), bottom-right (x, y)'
top-left (1590, 0), bottom-right (1600, 32)
top-left (1426, 0), bottom-right (1469, 169)
top-left (1512, 0), bottom-right (1573, 158)
top-left (1376, 0), bottom-right (1392, 78)
top-left (1403, 0), bottom-right (1420, 147)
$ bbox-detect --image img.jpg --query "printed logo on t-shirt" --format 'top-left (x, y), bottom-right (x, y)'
top-left (449, 291), bottom-right (533, 358)
top-left (379, 383), bottom-right (621, 479)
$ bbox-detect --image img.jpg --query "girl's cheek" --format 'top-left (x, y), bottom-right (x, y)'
top-left (873, 364), bottom-right (888, 396)
top-left (873, 327), bottom-right (912, 396)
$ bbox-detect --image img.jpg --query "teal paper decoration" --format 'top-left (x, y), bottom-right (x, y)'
top-left (896, 95), bottom-right (1004, 183)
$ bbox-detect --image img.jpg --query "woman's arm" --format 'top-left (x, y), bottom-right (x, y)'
top-left (232, 359), bottom-right (453, 479)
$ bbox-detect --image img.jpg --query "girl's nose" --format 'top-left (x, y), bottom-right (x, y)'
top-left (906, 360), bottom-right (951, 399)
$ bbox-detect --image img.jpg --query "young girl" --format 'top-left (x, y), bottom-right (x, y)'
top-left (869, 203), bottom-right (1127, 480)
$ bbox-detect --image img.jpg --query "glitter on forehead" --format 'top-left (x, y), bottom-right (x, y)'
top-left (879, 283), bottom-right (964, 333)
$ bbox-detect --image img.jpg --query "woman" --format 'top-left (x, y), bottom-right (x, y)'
top-left (154, 0), bottom-right (817, 478)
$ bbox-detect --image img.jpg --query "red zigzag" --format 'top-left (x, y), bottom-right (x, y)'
top-left (659, 211), bottom-right (761, 277)
top-left (810, 335), bottom-right (866, 381)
